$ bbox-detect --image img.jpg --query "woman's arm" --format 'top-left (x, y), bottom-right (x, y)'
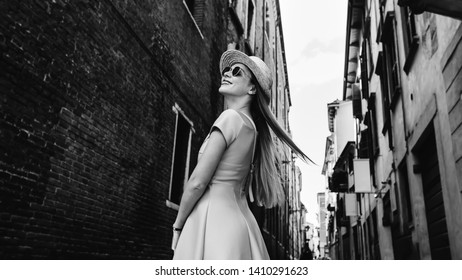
top-left (172, 129), bottom-right (227, 229)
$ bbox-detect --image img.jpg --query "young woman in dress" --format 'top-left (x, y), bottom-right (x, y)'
top-left (171, 49), bottom-right (312, 260)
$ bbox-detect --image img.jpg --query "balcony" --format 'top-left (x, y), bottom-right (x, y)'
top-left (329, 141), bottom-right (355, 193)
top-left (329, 169), bottom-right (348, 192)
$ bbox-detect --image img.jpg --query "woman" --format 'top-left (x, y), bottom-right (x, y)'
top-left (172, 49), bottom-right (313, 260)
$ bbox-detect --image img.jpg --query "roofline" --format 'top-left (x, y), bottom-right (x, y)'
top-left (343, 1), bottom-right (353, 101)
top-left (343, 0), bottom-right (364, 100)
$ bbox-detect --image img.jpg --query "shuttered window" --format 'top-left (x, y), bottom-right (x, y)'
top-left (400, 6), bottom-right (419, 74)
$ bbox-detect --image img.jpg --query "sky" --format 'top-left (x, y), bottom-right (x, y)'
top-left (279, 0), bottom-right (348, 225)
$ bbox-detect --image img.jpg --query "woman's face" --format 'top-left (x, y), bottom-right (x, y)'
top-left (218, 63), bottom-right (254, 98)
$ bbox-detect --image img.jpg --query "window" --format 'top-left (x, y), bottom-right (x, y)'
top-left (400, 5), bottom-right (419, 74)
top-left (397, 159), bottom-right (413, 232)
top-left (363, 16), bottom-right (374, 83)
top-left (381, 11), bottom-right (401, 110)
top-left (364, 95), bottom-right (379, 187)
top-left (376, 52), bottom-right (393, 150)
top-left (353, 225), bottom-right (360, 259)
top-left (358, 129), bottom-right (369, 159)
top-left (360, 40), bottom-right (369, 100)
top-left (376, 8), bottom-right (399, 150)
top-left (365, 93), bottom-right (379, 187)
top-left (242, 0), bottom-right (255, 53)
top-left (368, 93), bottom-right (379, 157)
top-left (183, 0), bottom-right (205, 38)
top-left (167, 104), bottom-right (195, 209)
top-left (371, 209), bottom-right (381, 259)
top-left (382, 190), bottom-right (392, 226)
top-left (247, 0), bottom-right (254, 38)
top-left (228, 0), bottom-right (244, 42)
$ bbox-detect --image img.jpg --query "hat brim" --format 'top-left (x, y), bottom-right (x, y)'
top-left (220, 50), bottom-right (271, 102)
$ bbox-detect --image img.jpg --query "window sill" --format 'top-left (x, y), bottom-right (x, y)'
top-left (166, 200), bottom-right (179, 211)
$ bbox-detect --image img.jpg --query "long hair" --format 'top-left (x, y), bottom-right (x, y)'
top-left (250, 84), bottom-right (315, 208)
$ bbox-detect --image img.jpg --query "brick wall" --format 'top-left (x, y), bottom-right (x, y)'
top-left (0, 0), bottom-right (227, 259)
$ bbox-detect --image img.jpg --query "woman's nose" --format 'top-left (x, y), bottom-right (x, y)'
top-left (222, 70), bottom-right (231, 77)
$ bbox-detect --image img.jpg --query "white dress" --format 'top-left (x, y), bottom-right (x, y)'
top-left (173, 109), bottom-right (269, 260)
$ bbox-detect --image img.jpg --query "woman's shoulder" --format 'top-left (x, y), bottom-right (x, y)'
top-left (215, 109), bottom-right (245, 126)
top-left (219, 109), bottom-right (255, 127)
top-left (212, 109), bottom-right (245, 147)
top-left (222, 109), bottom-right (256, 131)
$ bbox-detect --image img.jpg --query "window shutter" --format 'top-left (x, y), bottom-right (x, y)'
top-left (360, 40), bottom-right (369, 99)
top-left (352, 84), bottom-right (363, 120)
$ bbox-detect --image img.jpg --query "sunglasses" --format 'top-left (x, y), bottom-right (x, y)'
top-left (221, 66), bottom-right (251, 78)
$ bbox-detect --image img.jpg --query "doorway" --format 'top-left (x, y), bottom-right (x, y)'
top-left (414, 125), bottom-right (451, 259)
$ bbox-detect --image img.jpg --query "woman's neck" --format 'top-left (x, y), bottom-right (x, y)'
top-left (224, 97), bottom-right (252, 116)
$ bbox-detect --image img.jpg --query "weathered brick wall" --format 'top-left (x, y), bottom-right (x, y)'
top-left (0, 0), bottom-right (227, 259)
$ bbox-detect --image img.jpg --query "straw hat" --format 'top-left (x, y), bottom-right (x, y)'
top-left (219, 50), bottom-right (272, 103)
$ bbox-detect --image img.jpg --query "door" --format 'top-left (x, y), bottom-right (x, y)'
top-left (416, 126), bottom-right (451, 259)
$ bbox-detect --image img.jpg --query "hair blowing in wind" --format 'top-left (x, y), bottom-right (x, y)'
top-left (256, 85), bottom-right (316, 165)
top-left (249, 84), bottom-right (316, 208)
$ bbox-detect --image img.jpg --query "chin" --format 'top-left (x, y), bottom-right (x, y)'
top-left (218, 87), bottom-right (227, 95)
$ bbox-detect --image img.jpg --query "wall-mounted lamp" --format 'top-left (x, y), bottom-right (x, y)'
top-left (374, 184), bottom-right (388, 199)
top-left (381, 179), bottom-right (391, 186)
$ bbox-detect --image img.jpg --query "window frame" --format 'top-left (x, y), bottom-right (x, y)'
top-left (365, 92), bottom-right (379, 188)
top-left (381, 11), bottom-right (402, 111)
top-left (246, 0), bottom-right (255, 48)
top-left (377, 8), bottom-right (400, 150)
top-left (367, 93), bottom-right (380, 157)
top-left (376, 51), bottom-right (394, 150)
top-left (183, 0), bottom-right (205, 39)
top-left (397, 158), bottom-right (413, 233)
top-left (360, 39), bottom-right (370, 100)
top-left (400, 5), bottom-right (419, 74)
top-left (166, 103), bottom-right (195, 210)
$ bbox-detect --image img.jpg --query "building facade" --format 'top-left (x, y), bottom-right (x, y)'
top-left (288, 166), bottom-right (306, 259)
top-left (1, 0), bottom-right (230, 259)
top-left (1, 0), bottom-right (300, 259)
top-left (316, 192), bottom-right (328, 258)
top-left (324, 0), bottom-right (462, 260)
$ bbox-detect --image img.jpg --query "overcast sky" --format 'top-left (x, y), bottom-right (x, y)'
top-left (279, 0), bottom-right (348, 225)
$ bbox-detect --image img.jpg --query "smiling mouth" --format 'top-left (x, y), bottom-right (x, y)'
top-left (221, 80), bottom-right (231, 85)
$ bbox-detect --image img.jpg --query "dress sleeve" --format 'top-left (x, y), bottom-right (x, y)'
top-left (211, 109), bottom-right (244, 147)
